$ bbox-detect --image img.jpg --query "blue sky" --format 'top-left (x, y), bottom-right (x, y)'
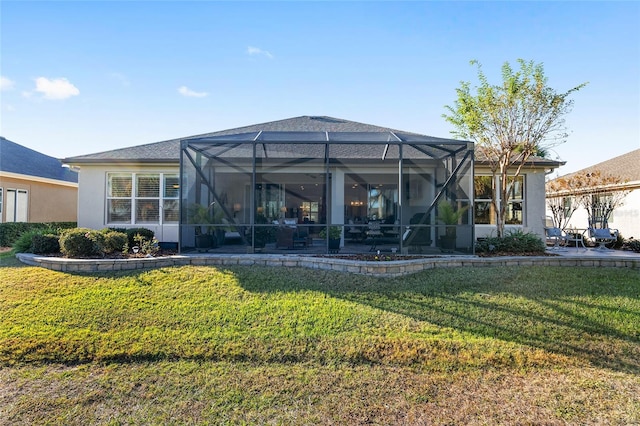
top-left (1, 1), bottom-right (638, 175)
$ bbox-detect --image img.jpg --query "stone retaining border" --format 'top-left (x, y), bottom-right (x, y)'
top-left (15, 253), bottom-right (640, 277)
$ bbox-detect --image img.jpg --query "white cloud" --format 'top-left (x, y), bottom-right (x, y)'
top-left (1, 76), bottom-right (15, 91)
top-left (247, 46), bottom-right (274, 59)
top-left (34, 77), bottom-right (80, 100)
top-left (178, 86), bottom-right (208, 98)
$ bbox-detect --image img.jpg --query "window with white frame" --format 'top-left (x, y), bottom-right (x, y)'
top-left (5, 188), bottom-right (28, 222)
top-left (0, 187), bottom-right (3, 222)
top-left (107, 173), bottom-right (179, 224)
top-left (474, 175), bottom-right (524, 225)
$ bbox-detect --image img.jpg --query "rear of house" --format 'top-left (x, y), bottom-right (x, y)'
top-left (63, 116), bottom-right (563, 254)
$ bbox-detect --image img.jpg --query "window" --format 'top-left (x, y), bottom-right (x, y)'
top-left (107, 173), bottom-right (179, 224)
top-left (0, 188), bottom-right (3, 222)
top-left (474, 175), bottom-right (524, 225)
top-left (5, 189), bottom-right (28, 222)
top-left (107, 174), bottom-right (132, 223)
top-left (136, 174), bottom-right (160, 222)
top-left (163, 175), bottom-right (180, 222)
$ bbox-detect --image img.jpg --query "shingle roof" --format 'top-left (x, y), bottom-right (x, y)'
top-left (558, 149), bottom-right (640, 183)
top-left (62, 116), bottom-right (436, 163)
top-left (0, 137), bottom-right (78, 183)
top-left (61, 115), bottom-right (562, 168)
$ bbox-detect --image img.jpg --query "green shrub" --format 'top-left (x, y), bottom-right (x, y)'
top-left (625, 238), bottom-right (640, 253)
top-left (59, 228), bottom-right (105, 258)
top-left (103, 231), bottom-right (128, 254)
top-left (613, 233), bottom-right (625, 249)
top-left (12, 229), bottom-right (44, 253)
top-left (476, 230), bottom-right (545, 254)
top-left (134, 234), bottom-right (160, 256)
top-left (31, 234), bottom-right (61, 254)
top-left (124, 228), bottom-right (154, 247)
top-left (0, 222), bottom-right (75, 247)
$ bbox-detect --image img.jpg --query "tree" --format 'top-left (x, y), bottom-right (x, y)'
top-left (444, 59), bottom-right (586, 237)
top-left (547, 171), bottom-right (629, 229)
top-left (545, 175), bottom-right (581, 230)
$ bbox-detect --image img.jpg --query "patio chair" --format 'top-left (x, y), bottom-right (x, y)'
top-left (544, 226), bottom-right (568, 250)
top-left (365, 221), bottom-right (383, 251)
top-left (402, 213), bottom-right (432, 252)
top-left (587, 227), bottom-right (619, 250)
top-left (347, 219), bottom-right (365, 242)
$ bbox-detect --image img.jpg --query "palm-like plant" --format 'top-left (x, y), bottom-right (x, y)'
top-left (436, 201), bottom-right (469, 238)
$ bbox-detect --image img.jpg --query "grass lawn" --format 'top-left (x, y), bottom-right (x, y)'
top-left (1, 252), bottom-right (639, 424)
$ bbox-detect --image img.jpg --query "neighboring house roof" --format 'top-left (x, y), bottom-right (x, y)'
top-left (62, 115), bottom-right (563, 168)
top-left (558, 148), bottom-right (640, 183)
top-left (0, 137), bottom-right (78, 183)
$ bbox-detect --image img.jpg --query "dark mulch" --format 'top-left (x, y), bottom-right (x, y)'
top-left (319, 252), bottom-right (556, 261)
top-left (476, 251), bottom-right (557, 257)
top-left (316, 254), bottom-right (435, 262)
top-left (33, 249), bottom-right (179, 259)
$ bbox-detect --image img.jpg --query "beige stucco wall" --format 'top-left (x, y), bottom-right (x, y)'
top-left (0, 174), bottom-right (77, 223)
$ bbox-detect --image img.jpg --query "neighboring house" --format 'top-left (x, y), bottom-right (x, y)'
top-left (0, 137), bottom-right (78, 223)
top-left (546, 149), bottom-right (640, 239)
top-left (62, 116), bottom-right (563, 254)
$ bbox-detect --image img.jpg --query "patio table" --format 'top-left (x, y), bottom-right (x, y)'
top-left (565, 228), bottom-right (587, 249)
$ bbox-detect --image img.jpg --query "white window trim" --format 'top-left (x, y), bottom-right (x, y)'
top-left (106, 172), bottom-right (179, 225)
top-left (5, 188), bottom-right (28, 223)
top-left (474, 175), bottom-right (525, 226)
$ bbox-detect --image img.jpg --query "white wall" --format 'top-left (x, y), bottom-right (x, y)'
top-left (556, 187), bottom-right (640, 239)
top-left (611, 188), bottom-right (640, 239)
top-left (525, 170), bottom-right (548, 238)
top-left (474, 168), bottom-right (549, 240)
top-left (76, 163), bottom-right (179, 241)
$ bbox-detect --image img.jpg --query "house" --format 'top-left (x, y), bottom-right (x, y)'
top-left (546, 148), bottom-right (640, 239)
top-left (62, 116), bottom-right (563, 254)
top-left (0, 137), bottom-right (78, 223)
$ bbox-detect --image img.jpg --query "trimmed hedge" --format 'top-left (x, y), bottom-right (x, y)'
top-left (59, 228), bottom-right (105, 258)
top-left (102, 231), bottom-right (128, 254)
top-left (107, 227), bottom-right (155, 248)
top-left (31, 234), bottom-right (61, 254)
top-left (476, 230), bottom-right (546, 254)
top-left (0, 222), bottom-right (76, 247)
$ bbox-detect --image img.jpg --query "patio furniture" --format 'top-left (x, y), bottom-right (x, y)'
top-left (544, 226), bottom-right (568, 250)
top-left (347, 219), bottom-right (365, 242)
top-left (366, 221), bottom-right (383, 251)
top-left (565, 228), bottom-right (587, 249)
top-left (384, 220), bottom-right (401, 239)
top-left (588, 227), bottom-right (618, 250)
top-left (402, 213), bottom-right (432, 252)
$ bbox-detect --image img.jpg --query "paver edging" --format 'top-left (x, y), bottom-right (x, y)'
top-left (14, 252), bottom-right (640, 277)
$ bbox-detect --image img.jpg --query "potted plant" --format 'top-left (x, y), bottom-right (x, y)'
top-left (188, 203), bottom-right (221, 251)
top-left (249, 212), bottom-right (270, 251)
top-left (436, 200), bottom-right (469, 253)
top-left (320, 225), bottom-right (342, 252)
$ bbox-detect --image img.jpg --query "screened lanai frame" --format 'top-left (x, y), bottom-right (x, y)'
top-left (179, 131), bottom-right (474, 255)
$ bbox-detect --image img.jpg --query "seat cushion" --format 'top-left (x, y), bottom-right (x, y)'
top-left (592, 229), bottom-right (612, 239)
